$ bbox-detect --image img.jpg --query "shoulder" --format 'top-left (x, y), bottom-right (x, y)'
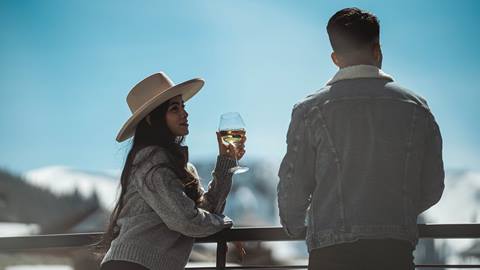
top-left (384, 82), bottom-right (430, 111)
top-left (131, 146), bottom-right (179, 188)
top-left (133, 146), bottom-right (172, 166)
top-left (292, 86), bottom-right (331, 118)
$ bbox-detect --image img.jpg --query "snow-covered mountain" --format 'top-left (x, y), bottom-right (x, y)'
top-left (23, 166), bottom-right (119, 211)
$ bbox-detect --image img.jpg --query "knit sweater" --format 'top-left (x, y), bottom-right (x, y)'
top-left (101, 146), bottom-right (236, 270)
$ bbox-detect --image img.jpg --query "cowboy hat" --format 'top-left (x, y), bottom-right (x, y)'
top-left (116, 72), bottom-right (204, 142)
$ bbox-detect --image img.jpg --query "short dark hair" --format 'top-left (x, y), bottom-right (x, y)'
top-left (327, 7), bottom-right (380, 54)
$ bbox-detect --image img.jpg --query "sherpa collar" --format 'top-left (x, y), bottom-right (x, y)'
top-left (326, 65), bottom-right (394, 85)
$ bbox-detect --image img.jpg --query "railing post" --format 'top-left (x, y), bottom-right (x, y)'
top-left (216, 240), bottom-right (227, 270)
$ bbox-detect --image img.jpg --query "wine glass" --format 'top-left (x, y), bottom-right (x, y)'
top-left (218, 112), bottom-right (249, 174)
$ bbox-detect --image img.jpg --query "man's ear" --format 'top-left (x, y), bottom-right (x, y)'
top-left (372, 43), bottom-right (381, 61)
top-left (331, 51), bottom-right (341, 68)
top-left (371, 42), bottom-right (383, 68)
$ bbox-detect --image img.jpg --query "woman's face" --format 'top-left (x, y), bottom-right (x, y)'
top-left (165, 95), bottom-right (189, 136)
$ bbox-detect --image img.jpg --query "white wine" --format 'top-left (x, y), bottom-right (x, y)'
top-left (217, 112), bottom-right (249, 174)
top-left (219, 129), bottom-right (245, 144)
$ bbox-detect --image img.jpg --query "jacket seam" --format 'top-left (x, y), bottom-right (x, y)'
top-left (322, 96), bottom-right (430, 112)
top-left (316, 108), bottom-right (345, 229)
top-left (403, 105), bottom-right (418, 227)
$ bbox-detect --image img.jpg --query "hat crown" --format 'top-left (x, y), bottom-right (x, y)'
top-left (126, 72), bottom-right (175, 113)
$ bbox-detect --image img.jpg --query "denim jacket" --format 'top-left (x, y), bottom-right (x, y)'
top-left (277, 65), bottom-right (444, 251)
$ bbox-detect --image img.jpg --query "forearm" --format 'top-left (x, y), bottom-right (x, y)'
top-left (277, 180), bottom-right (309, 237)
top-left (172, 208), bottom-right (233, 238)
top-left (199, 155), bottom-right (236, 213)
top-left (418, 114), bottom-right (445, 214)
top-left (278, 156), bottom-right (312, 237)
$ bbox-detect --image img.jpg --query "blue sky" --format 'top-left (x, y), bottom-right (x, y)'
top-left (0, 0), bottom-right (479, 174)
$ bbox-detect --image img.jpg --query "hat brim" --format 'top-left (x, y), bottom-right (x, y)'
top-left (116, 78), bottom-right (204, 142)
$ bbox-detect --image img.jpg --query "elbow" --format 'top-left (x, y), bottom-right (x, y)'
top-left (431, 184), bottom-right (444, 208)
top-left (180, 222), bottom-right (231, 238)
top-left (165, 220), bottom-right (209, 238)
top-left (162, 218), bottom-right (194, 236)
top-left (284, 226), bottom-right (306, 238)
top-left (177, 226), bottom-right (210, 238)
top-left (418, 183), bottom-right (445, 214)
top-left (167, 212), bottom-right (232, 238)
top-left (418, 166), bottom-right (445, 214)
top-left (429, 177), bottom-right (445, 207)
top-left (280, 218), bottom-right (306, 238)
top-left (279, 209), bottom-right (306, 238)
top-left (199, 196), bottom-right (226, 214)
top-left (160, 212), bottom-right (203, 237)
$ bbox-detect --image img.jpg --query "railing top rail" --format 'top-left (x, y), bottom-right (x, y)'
top-left (1, 224), bottom-right (480, 251)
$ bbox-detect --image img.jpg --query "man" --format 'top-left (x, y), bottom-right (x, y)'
top-left (277, 7), bottom-right (444, 270)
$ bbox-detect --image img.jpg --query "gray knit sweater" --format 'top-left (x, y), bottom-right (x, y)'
top-left (101, 146), bottom-right (236, 270)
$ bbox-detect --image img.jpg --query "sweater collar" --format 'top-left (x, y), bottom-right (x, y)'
top-left (326, 65), bottom-right (394, 85)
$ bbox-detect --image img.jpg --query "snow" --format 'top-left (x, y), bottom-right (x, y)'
top-left (422, 170), bottom-right (480, 263)
top-left (23, 166), bottom-right (119, 210)
top-left (0, 222), bottom-right (40, 237)
top-left (263, 241), bottom-right (308, 262)
top-left (6, 266), bottom-right (73, 270)
top-left (424, 170), bottom-right (480, 224)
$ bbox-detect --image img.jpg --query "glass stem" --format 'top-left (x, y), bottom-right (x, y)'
top-left (230, 142), bottom-right (239, 167)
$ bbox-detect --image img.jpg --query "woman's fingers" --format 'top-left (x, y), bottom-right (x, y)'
top-left (227, 143), bottom-right (235, 153)
top-left (216, 131), bottom-right (246, 160)
top-left (216, 131), bottom-right (226, 147)
top-left (237, 148), bottom-right (245, 160)
top-left (217, 131), bottom-right (234, 158)
top-left (235, 143), bottom-right (246, 160)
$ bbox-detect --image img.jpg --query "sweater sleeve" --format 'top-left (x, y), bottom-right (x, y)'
top-left (132, 147), bottom-right (233, 238)
top-left (196, 155), bottom-right (236, 214)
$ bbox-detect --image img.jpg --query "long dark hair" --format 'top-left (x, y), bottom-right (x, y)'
top-left (94, 97), bottom-right (202, 260)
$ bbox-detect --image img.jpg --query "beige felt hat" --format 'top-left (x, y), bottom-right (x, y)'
top-left (116, 72), bottom-right (204, 142)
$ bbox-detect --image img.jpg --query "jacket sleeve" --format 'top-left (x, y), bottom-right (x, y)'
top-left (277, 105), bottom-right (316, 237)
top-left (133, 147), bottom-right (233, 238)
top-left (418, 112), bottom-right (445, 214)
top-left (194, 156), bottom-right (236, 214)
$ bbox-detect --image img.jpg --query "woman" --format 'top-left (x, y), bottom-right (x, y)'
top-left (97, 72), bottom-right (245, 270)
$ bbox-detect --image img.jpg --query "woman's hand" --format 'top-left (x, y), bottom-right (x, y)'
top-left (216, 131), bottom-right (246, 160)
